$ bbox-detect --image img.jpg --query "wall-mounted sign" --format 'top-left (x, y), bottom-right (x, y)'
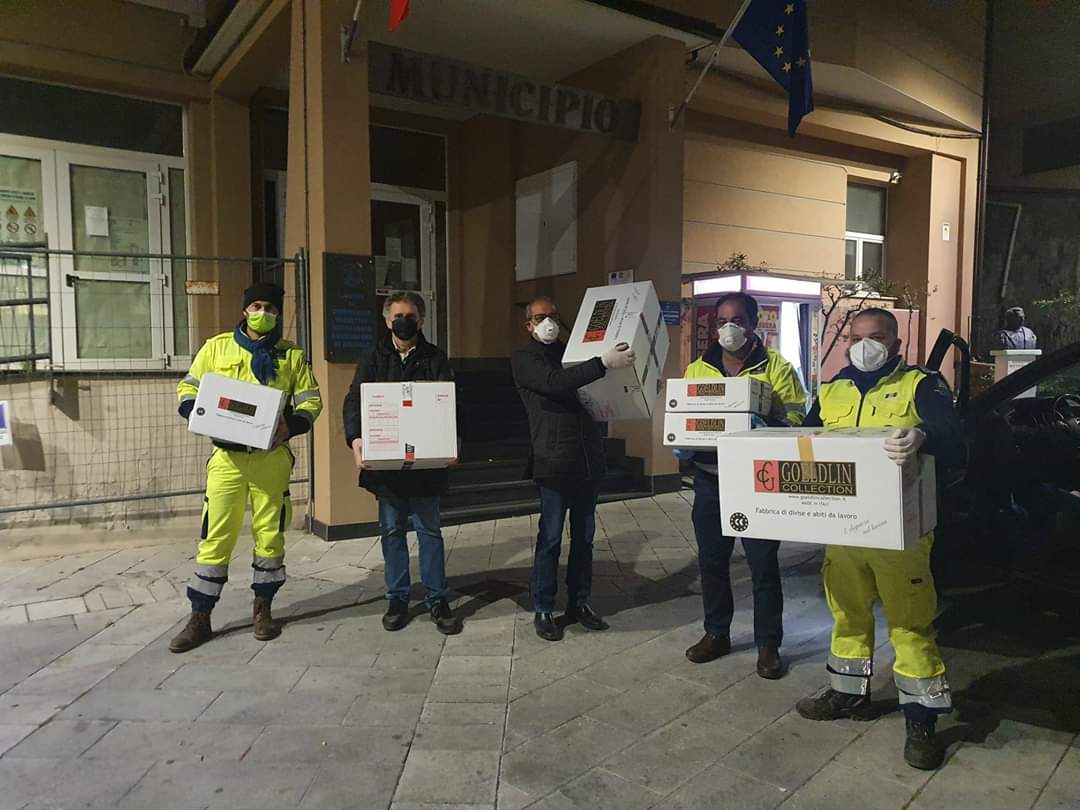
top-left (608, 269), bottom-right (634, 285)
top-left (185, 280), bottom-right (219, 296)
top-left (324, 252), bottom-right (377, 364)
top-left (368, 43), bottom-right (641, 142)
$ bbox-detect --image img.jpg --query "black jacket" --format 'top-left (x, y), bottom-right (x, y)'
top-left (342, 333), bottom-right (457, 498)
top-left (511, 339), bottom-right (607, 481)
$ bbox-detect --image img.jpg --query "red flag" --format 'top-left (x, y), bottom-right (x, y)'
top-left (389, 0), bottom-right (409, 31)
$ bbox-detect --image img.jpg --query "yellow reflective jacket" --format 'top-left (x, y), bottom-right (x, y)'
top-left (684, 341), bottom-right (807, 426)
top-left (177, 332), bottom-right (323, 431)
top-left (817, 363), bottom-right (926, 429)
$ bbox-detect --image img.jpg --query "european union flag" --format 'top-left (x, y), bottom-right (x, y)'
top-left (732, 0), bottom-right (814, 135)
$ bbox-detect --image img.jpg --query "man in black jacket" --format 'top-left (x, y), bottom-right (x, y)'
top-left (342, 291), bottom-right (461, 635)
top-left (511, 296), bottom-right (636, 641)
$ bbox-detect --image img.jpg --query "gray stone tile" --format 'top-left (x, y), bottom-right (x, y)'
top-left (83, 720), bottom-right (263, 762)
top-left (199, 690), bottom-right (355, 725)
top-left (500, 716), bottom-right (638, 799)
top-left (505, 675), bottom-right (620, 751)
top-left (413, 721), bottom-right (504, 751)
top-left (831, 713), bottom-right (940, 790)
top-left (85, 602), bottom-right (185, 646)
top-left (294, 664), bottom-right (430, 695)
top-left (426, 681), bottom-right (510, 703)
top-left (662, 762), bottom-right (789, 810)
top-left (0, 694), bottom-right (68, 725)
top-left (782, 761), bottom-right (916, 809)
top-left (720, 712), bottom-right (859, 790)
top-left (247, 724), bottom-right (412, 762)
top-left (585, 673), bottom-right (713, 734)
top-left (394, 749), bottom-right (499, 804)
top-left (0, 724), bottom-right (35, 756)
top-left (120, 760), bottom-right (314, 809)
top-left (162, 662), bottom-right (308, 691)
top-left (1034, 747), bottom-right (1080, 809)
top-left (576, 635), bottom-right (683, 691)
top-left (391, 804), bottom-right (495, 810)
top-left (553, 768), bottom-right (659, 809)
top-left (342, 692), bottom-right (427, 726)
top-left (421, 701), bottom-right (505, 725)
top-left (496, 781), bottom-right (534, 810)
top-left (945, 720), bottom-right (1074, 789)
top-left (909, 759), bottom-right (1041, 810)
top-left (5, 719), bottom-right (116, 758)
top-left (94, 651), bottom-right (183, 690)
top-left (0, 757), bottom-right (152, 809)
top-left (59, 687), bottom-right (221, 722)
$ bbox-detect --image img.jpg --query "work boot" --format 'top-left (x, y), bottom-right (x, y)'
top-left (566, 604), bottom-right (609, 632)
top-left (756, 646), bottom-right (785, 680)
top-left (253, 597), bottom-right (281, 641)
top-left (534, 612), bottom-right (563, 642)
top-left (685, 633), bottom-right (731, 664)
top-left (796, 688), bottom-right (875, 721)
top-left (383, 597), bottom-right (410, 632)
top-left (430, 598), bottom-right (463, 635)
top-left (169, 610), bottom-right (212, 653)
top-left (904, 712), bottom-right (945, 770)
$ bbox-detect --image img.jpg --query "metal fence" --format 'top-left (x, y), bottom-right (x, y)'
top-left (0, 247), bottom-right (312, 529)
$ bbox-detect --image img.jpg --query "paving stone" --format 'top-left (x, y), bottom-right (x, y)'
top-left (391, 804), bottom-right (495, 810)
top-left (162, 662), bottom-right (308, 691)
top-left (60, 687), bottom-right (221, 722)
top-left (293, 664), bottom-right (431, 695)
top-left (343, 692), bottom-right (427, 726)
top-left (0, 605), bottom-right (28, 625)
top-left (500, 716), bottom-right (638, 799)
top-left (5, 719), bottom-right (116, 758)
top-left (247, 724), bottom-right (412, 762)
top-left (394, 749), bottom-right (500, 804)
top-left (199, 689), bottom-right (355, 726)
top-left (585, 673), bottom-right (713, 734)
top-left (0, 757), bottom-right (152, 809)
top-left (1033, 746), bottom-right (1080, 809)
top-left (547, 767), bottom-right (660, 810)
top-left (83, 720), bottom-right (264, 762)
top-left (662, 762), bottom-right (789, 810)
top-left (909, 759), bottom-right (1041, 810)
top-left (505, 675), bottom-right (620, 751)
top-left (830, 712), bottom-right (936, 790)
top-left (944, 719), bottom-right (1074, 789)
top-left (74, 605), bottom-right (132, 634)
top-left (421, 701), bottom-right (505, 725)
top-left (0, 724), bottom-right (35, 756)
top-left (87, 602), bottom-right (186, 646)
top-left (120, 760), bottom-right (314, 809)
top-left (0, 695), bottom-right (68, 725)
top-left (782, 760), bottom-right (917, 809)
top-left (26, 597), bottom-right (87, 621)
top-left (413, 721), bottom-right (505, 751)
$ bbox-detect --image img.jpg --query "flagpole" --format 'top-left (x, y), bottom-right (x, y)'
top-left (669, 0), bottom-right (755, 130)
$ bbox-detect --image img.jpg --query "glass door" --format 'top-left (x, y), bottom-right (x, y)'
top-left (56, 154), bottom-right (166, 366)
top-left (371, 188), bottom-right (437, 345)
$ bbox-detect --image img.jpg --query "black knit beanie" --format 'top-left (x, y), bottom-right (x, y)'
top-left (243, 282), bottom-right (285, 311)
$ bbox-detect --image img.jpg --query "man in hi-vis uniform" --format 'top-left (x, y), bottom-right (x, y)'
top-left (795, 308), bottom-right (963, 770)
top-left (171, 283), bottom-right (322, 652)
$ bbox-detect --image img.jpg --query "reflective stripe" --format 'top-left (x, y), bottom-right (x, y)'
top-left (829, 670), bottom-right (871, 696)
top-left (188, 574), bottom-right (225, 597)
top-left (784, 403), bottom-right (805, 413)
top-left (292, 408), bottom-right (314, 423)
top-left (252, 555), bottom-right (286, 584)
top-left (195, 563), bottom-right (228, 580)
top-left (895, 673), bottom-right (952, 710)
top-left (828, 654), bottom-right (873, 676)
top-left (293, 390), bottom-right (319, 406)
top-left (182, 375), bottom-right (200, 388)
top-left (180, 394), bottom-right (196, 403)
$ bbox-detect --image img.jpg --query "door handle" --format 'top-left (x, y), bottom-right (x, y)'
top-left (65, 273), bottom-right (78, 288)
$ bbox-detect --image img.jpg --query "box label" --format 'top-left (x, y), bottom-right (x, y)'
top-left (687, 382), bottom-right (726, 398)
top-left (217, 397), bottom-right (258, 418)
top-left (583, 298), bottom-right (616, 342)
top-left (753, 460), bottom-right (857, 496)
top-left (687, 417), bottom-right (726, 432)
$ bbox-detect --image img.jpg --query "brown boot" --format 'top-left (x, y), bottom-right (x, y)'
top-left (756, 646), bottom-right (785, 680)
top-left (169, 610), bottom-right (212, 653)
top-left (253, 597), bottom-right (281, 641)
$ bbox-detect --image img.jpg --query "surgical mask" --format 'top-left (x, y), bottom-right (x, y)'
top-left (849, 337), bottom-right (890, 372)
top-left (533, 317), bottom-right (559, 344)
top-left (246, 310), bottom-right (277, 335)
top-left (717, 322), bottom-right (748, 352)
top-left (391, 317), bottom-right (419, 341)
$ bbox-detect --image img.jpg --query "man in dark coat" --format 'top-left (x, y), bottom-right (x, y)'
top-left (343, 291), bottom-right (461, 635)
top-left (511, 296), bottom-right (635, 641)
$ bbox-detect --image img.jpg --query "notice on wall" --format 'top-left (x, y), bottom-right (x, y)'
top-left (385, 237), bottom-right (403, 263)
top-left (0, 400), bottom-right (12, 447)
top-left (757, 304), bottom-right (780, 350)
top-left (324, 252), bottom-right (377, 364)
top-left (84, 206), bottom-right (109, 238)
top-left (0, 188), bottom-right (40, 243)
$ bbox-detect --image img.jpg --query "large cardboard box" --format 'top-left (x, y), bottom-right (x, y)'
top-left (360, 381), bottom-right (457, 470)
top-left (716, 428), bottom-right (937, 551)
top-left (563, 281), bottom-right (670, 421)
top-left (664, 412), bottom-right (753, 449)
top-left (188, 373), bottom-right (288, 450)
top-left (665, 378), bottom-right (772, 416)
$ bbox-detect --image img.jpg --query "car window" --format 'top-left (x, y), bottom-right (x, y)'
top-left (1035, 362), bottom-right (1080, 399)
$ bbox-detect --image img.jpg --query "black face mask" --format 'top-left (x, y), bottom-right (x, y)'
top-left (391, 317), bottom-right (419, 341)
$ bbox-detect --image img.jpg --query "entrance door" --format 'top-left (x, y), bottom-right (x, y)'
top-left (56, 153), bottom-right (168, 366)
top-left (371, 187), bottom-right (438, 345)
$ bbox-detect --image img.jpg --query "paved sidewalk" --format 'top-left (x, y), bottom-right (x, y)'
top-left (0, 492), bottom-right (1077, 809)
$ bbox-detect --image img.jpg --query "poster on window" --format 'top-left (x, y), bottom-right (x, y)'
top-left (0, 187), bottom-right (41, 245)
top-left (757, 305), bottom-right (780, 350)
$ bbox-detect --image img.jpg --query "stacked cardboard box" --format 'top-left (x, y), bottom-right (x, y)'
top-left (360, 381), bottom-right (457, 470)
top-left (188, 373), bottom-right (288, 450)
top-left (663, 377), bottom-right (772, 449)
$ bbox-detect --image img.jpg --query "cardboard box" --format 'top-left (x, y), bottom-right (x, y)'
top-left (716, 428), bottom-right (937, 551)
top-left (563, 281), bottom-right (670, 421)
top-left (664, 412), bottom-right (753, 449)
top-left (665, 378), bottom-right (772, 415)
top-left (188, 373), bottom-right (289, 450)
top-left (360, 381), bottom-right (457, 470)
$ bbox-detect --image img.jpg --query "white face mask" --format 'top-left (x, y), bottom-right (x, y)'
top-left (533, 317), bottom-right (559, 344)
top-left (717, 322), bottom-right (749, 353)
top-left (849, 337), bottom-right (890, 372)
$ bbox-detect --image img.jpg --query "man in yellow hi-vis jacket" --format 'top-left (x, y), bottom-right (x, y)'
top-left (681, 292), bottom-right (806, 679)
top-left (171, 282), bottom-right (322, 653)
top-left (795, 308), bottom-right (963, 771)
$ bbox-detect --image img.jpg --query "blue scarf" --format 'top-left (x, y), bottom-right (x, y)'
top-left (233, 320), bottom-right (281, 384)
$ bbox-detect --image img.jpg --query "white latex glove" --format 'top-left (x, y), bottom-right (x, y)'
top-left (883, 427), bottom-right (925, 466)
top-left (601, 343), bottom-right (636, 370)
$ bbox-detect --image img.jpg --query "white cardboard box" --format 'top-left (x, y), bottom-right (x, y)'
top-left (665, 378), bottom-right (772, 416)
top-left (360, 381), bottom-right (457, 470)
top-left (664, 412), bottom-right (753, 449)
top-left (563, 281), bottom-right (670, 421)
top-left (716, 428), bottom-right (937, 551)
top-left (188, 372), bottom-right (288, 450)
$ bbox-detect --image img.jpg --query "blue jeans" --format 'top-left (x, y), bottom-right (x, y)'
top-left (378, 494), bottom-right (448, 604)
top-left (533, 479), bottom-right (598, 613)
top-left (692, 470), bottom-right (783, 647)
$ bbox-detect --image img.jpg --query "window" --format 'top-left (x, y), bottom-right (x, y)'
top-left (845, 183), bottom-right (886, 281)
